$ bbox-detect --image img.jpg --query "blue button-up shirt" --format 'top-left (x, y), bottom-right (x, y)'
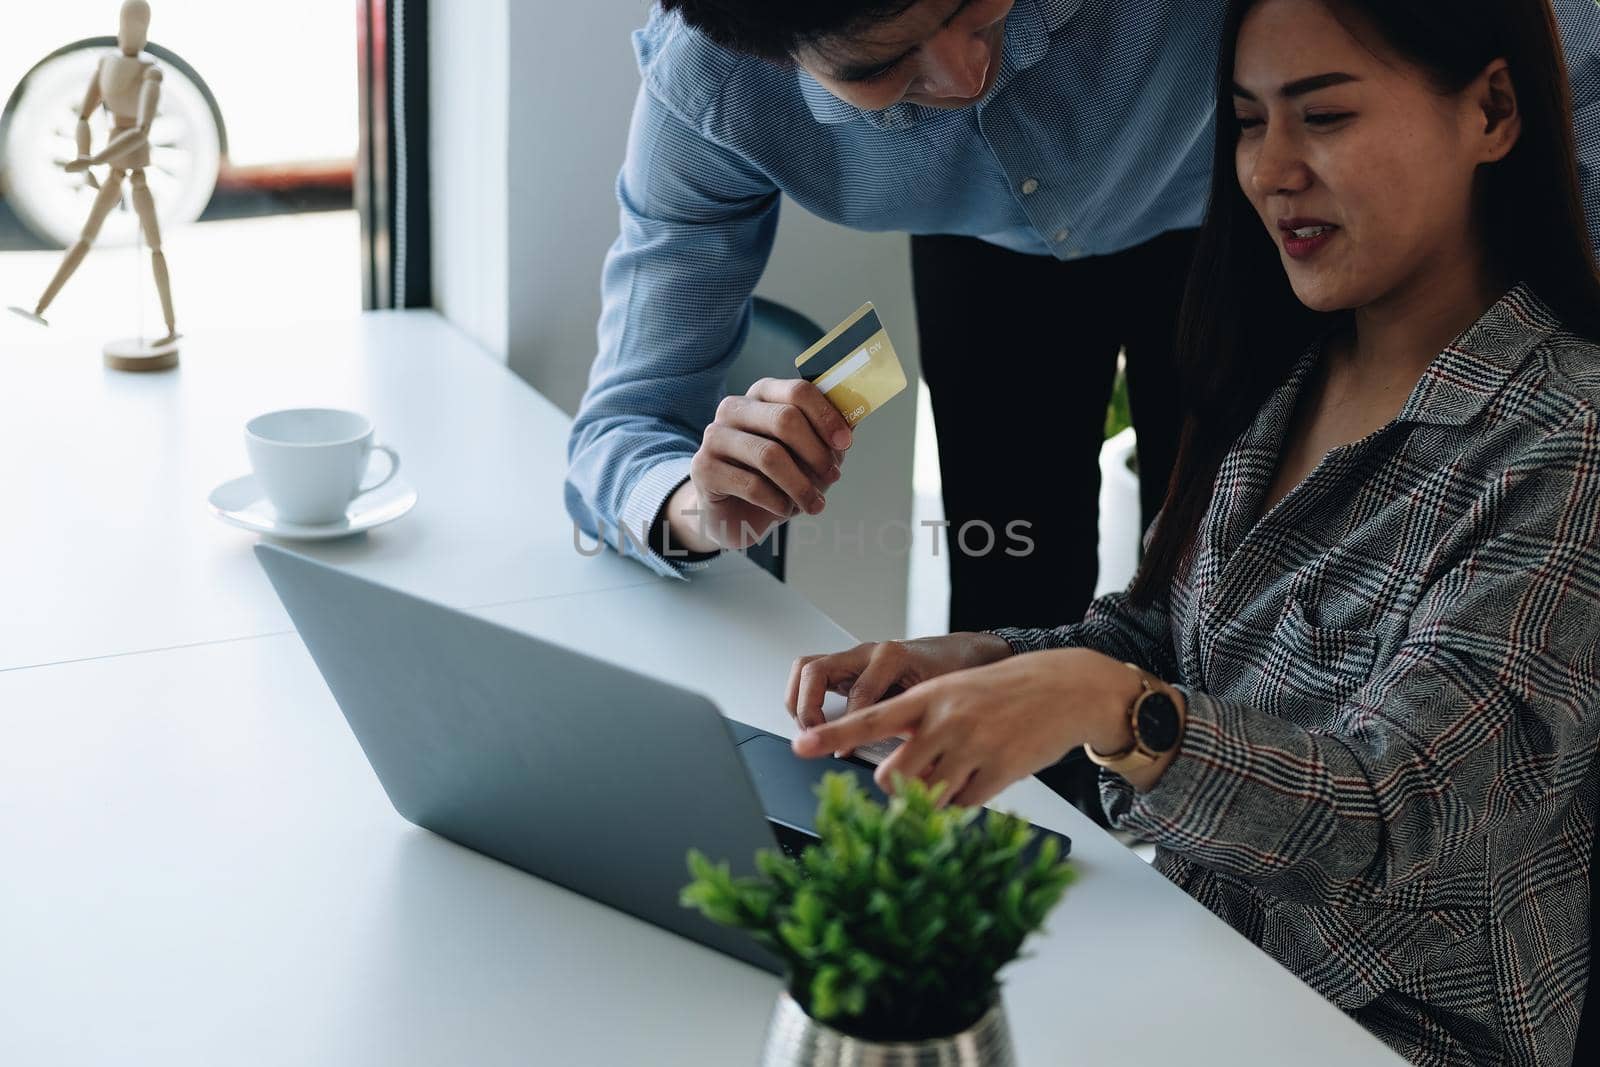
top-left (565, 0), bottom-right (1600, 579)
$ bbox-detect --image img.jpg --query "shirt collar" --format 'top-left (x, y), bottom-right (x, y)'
top-left (797, 0), bottom-right (1084, 130)
top-left (1396, 283), bottom-right (1560, 428)
top-left (1206, 284), bottom-right (1558, 563)
top-left (1250, 284), bottom-right (1557, 439)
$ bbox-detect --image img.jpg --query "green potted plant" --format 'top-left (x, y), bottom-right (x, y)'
top-left (682, 772), bottom-right (1075, 1066)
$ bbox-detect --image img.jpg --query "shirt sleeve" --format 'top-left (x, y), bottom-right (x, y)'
top-left (987, 587), bottom-right (1181, 680)
top-left (1554, 0), bottom-right (1600, 246)
top-left (1104, 410), bottom-right (1600, 909)
top-left (563, 79), bottom-right (782, 579)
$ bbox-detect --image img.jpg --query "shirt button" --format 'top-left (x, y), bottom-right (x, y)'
top-left (1053, 227), bottom-right (1071, 243)
top-left (1021, 178), bottom-right (1040, 196)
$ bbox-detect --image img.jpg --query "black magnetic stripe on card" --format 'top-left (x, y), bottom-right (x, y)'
top-left (800, 309), bottom-right (884, 382)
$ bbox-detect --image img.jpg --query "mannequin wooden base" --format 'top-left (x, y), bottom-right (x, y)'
top-left (103, 336), bottom-right (179, 372)
top-left (7, 306), bottom-right (48, 327)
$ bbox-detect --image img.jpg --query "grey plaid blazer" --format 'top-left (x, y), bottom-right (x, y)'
top-left (995, 286), bottom-right (1600, 1065)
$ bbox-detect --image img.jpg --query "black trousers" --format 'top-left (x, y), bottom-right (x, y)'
top-left (910, 228), bottom-right (1199, 822)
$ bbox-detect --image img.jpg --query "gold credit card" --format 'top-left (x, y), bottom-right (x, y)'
top-left (794, 302), bottom-right (907, 428)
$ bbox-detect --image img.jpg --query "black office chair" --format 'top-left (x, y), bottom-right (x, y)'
top-left (722, 297), bottom-right (826, 584)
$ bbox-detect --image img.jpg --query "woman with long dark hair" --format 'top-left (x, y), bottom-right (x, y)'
top-left (785, 0), bottom-right (1600, 1060)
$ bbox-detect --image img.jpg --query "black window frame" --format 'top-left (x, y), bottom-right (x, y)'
top-left (358, 0), bottom-right (431, 310)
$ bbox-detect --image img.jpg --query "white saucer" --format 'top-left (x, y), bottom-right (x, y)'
top-left (208, 472), bottom-right (418, 540)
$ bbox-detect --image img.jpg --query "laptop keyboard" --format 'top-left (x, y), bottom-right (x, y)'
top-left (848, 738), bottom-right (902, 766)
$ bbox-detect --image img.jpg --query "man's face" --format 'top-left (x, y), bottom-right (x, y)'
top-left (794, 0), bottom-right (1014, 112)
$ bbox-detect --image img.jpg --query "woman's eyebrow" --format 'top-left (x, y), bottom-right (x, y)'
top-left (1232, 72), bottom-right (1361, 101)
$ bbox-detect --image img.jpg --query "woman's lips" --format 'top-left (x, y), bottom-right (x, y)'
top-left (1279, 220), bottom-right (1340, 261)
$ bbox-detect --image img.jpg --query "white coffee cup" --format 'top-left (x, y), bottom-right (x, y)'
top-left (244, 408), bottom-right (401, 525)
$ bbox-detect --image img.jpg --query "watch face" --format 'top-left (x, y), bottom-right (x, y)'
top-left (1137, 692), bottom-right (1181, 753)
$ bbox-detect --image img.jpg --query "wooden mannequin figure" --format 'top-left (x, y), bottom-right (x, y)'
top-left (7, 0), bottom-right (181, 371)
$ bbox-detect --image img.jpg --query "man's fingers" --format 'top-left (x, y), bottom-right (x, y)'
top-left (720, 396), bottom-right (838, 482)
top-left (792, 690), bottom-right (925, 757)
top-left (747, 378), bottom-right (854, 454)
top-left (703, 423), bottom-right (825, 516)
top-left (691, 453), bottom-right (795, 520)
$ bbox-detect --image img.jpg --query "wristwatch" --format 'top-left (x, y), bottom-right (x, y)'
top-left (1084, 663), bottom-right (1186, 774)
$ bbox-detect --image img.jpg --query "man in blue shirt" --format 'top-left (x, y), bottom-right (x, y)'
top-left (566, 0), bottom-right (1225, 620)
top-left (564, 0), bottom-right (1600, 810)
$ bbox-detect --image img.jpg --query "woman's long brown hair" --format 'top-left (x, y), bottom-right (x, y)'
top-left (1128, 0), bottom-right (1600, 606)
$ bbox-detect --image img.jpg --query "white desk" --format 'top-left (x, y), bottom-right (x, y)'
top-left (0, 312), bottom-right (748, 673)
top-left (0, 314), bottom-right (1404, 1064)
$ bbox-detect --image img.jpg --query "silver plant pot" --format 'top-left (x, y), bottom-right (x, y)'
top-left (760, 992), bottom-right (1015, 1067)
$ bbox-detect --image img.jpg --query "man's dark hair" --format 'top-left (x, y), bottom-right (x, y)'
top-left (658, 0), bottom-right (923, 61)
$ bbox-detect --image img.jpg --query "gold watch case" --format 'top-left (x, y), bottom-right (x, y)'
top-left (1084, 663), bottom-right (1185, 774)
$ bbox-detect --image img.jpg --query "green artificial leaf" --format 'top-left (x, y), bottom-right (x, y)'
top-left (867, 889), bottom-right (906, 946)
top-left (1003, 879), bottom-right (1027, 927)
top-left (847, 949), bottom-right (885, 983)
top-left (779, 919), bottom-right (818, 959)
top-left (918, 914), bottom-right (948, 947)
top-left (793, 888), bottom-right (825, 931)
top-left (811, 964), bottom-right (846, 1021)
top-left (840, 981), bottom-right (868, 1018)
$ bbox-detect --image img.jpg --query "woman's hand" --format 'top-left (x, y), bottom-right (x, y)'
top-left (785, 633), bottom-right (1015, 730)
top-left (791, 648), bottom-right (1154, 807)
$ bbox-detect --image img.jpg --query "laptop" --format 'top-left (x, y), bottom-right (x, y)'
top-left (254, 544), bottom-right (1070, 974)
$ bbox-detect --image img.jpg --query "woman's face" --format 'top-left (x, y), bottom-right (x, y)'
top-left (1232, 0), bottom-right (1509, 312)
top-left (796, 0), bottom-right (1014, 112)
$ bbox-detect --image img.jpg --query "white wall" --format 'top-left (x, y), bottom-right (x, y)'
top-left (502, 0), bottom-right (653, 410)
top-left (429, 0), bottom-right (509, 361)
top-left (430, 0), bottom-right (918, 642)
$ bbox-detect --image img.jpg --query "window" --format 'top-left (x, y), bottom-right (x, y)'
top-left (0, 2), bottom-right (362, 342)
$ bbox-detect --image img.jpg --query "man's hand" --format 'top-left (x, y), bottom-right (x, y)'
top-left (786, 634), bottom-right (1015, 729)
top-left (669, 378), bottom-right (853, 552)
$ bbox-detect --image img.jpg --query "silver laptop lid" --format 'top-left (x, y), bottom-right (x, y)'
top-left (254, 544), bottom-right (783, 973)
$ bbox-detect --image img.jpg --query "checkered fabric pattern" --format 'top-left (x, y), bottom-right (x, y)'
top-left (994, 286), bottom-right (1600, 1065)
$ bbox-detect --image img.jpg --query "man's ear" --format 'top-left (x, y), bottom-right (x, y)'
top-left (1472, 57), bottom-right (1522, 164)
